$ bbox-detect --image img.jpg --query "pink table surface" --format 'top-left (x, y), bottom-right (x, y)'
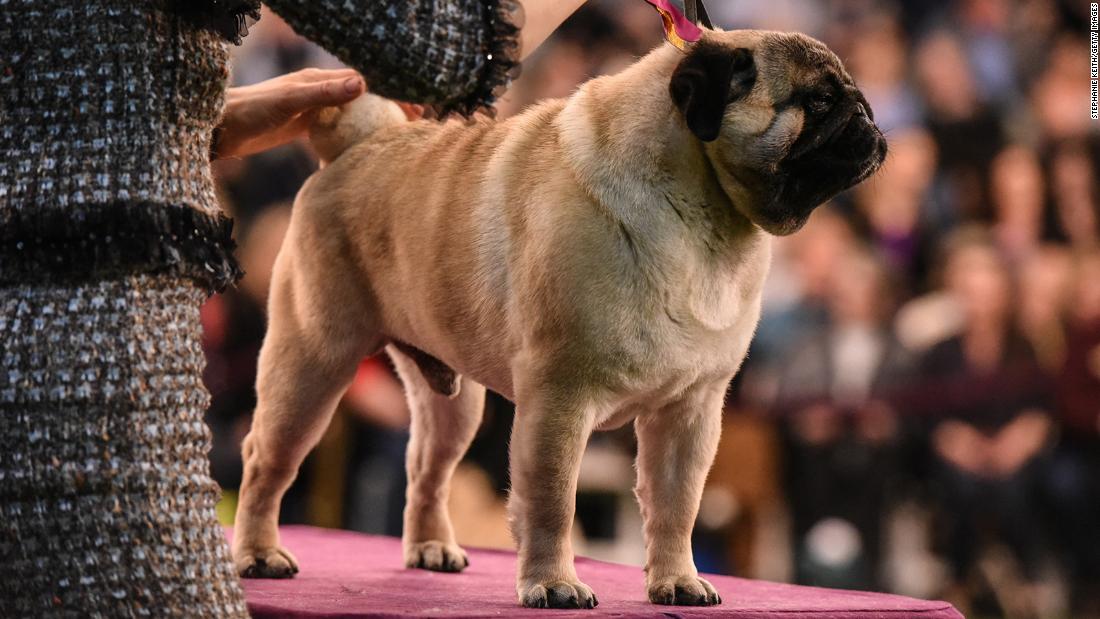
top-left (226, 526), bottom-right (962, 618)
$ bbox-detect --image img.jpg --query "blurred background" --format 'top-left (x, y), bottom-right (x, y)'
top-left (206, 1), bottom-right (1099, 617)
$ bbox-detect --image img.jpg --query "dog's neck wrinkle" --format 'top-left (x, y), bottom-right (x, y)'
top-left (553, 49), bottom-right (771, 332)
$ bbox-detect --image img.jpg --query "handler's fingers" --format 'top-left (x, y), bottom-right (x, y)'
top-left (287, 67), bottom-right (361, 84)
top-left (280, 76), bottom-right (365, 113)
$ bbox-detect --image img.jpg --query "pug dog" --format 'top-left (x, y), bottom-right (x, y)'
top-left (232, 29), bottom-right (886, 609)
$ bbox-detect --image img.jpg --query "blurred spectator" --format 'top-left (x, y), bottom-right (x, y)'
top-left (955, 0), bottom-right (1018, 106)
top-left (1030, 35), bottom-right (1095, 143)
top-left (1056, 251), bottom-right (1100, 441)
top-left (340, 356), bottom-right (412, 536)
top-left (1016, 244), bottom-right (1072, 371)
top-left (776, 248), bottom-right (913, 590)
top-left (852, 128), bottom-right (940, 289)
top-left (1044, 251), bottom-right (1100, 614)
top-left (229, 6), bottom-right (341, 87)
top-left (846, 15), bottom-right (923, 133)
top-left (752, 209), bottom-right (855, 371)
top-left (917, 232), bottom-right (1053, 614)
top-left (216, 145), bottom-right (318, 222)
top-left (914, 29), bottom-right (1004, 222)
top-left (1047, 142), bottom-right (1100, 249)
top-left (708, 0), bottom-right (828, 35)
top-left (990, 144), bottom-right (1046, 261)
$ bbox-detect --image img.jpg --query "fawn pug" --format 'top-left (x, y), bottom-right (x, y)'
top-left (232, 29), bottom-right (886, 609)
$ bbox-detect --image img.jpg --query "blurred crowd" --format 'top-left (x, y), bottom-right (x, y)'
top-left (204, 1), bottom-right (1100, 617)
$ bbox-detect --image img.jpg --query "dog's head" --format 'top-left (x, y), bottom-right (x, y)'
top-left (670, 30), bottom-right (887, 235)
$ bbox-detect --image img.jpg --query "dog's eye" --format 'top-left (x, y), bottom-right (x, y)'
top-left (805, 93), bottom-right (833, 115)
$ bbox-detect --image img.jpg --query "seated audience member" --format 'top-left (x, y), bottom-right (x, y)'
top-left (989, 145), bottom-right (1046, 263)
top-left (851, 128), bottom-right (939, 290)
top-left (749, 209), bottom-right (856, 382)
top-left (845, 14), bottom-right (923, 133)
top-left (777, 248), bottom-right (913, 590)
top-left (1016, 244), bottom-right (1073, 372)
top-left (1047, 142), bottom-right (1100, 250)
top-left (1046, 251), bottom-right (1100, 613)
top-left (913, 29), bottom-right (1004, 222)
top-left (918, 231), bottom-right (1053, 613)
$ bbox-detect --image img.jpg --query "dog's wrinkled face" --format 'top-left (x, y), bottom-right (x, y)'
top-left (671, 31), bottom-right (887, 235)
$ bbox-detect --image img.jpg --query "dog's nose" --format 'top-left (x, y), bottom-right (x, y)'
top-left (845, 85), bottom-right (874, 121)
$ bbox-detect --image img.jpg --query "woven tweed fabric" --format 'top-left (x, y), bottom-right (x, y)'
top-left (0, 0), bottom-right (521, 290)
top-left (0, 0), bottom-right (230, 218)
top-left (0, 0), bottom-right (239, 292)
top-left (0, 274), bottom-right (249, 617)
top-left (265, 0), bottom-right (524, 116)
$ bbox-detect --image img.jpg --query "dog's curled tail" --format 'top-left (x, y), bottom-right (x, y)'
top-left (310, 93), bottom-right (406, 164)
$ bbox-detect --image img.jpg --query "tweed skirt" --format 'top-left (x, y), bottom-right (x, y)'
top-left (0, 274), bottom-right (248, 617)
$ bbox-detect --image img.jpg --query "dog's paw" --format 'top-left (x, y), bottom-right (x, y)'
top-left (519, 579), bottom-right (599, 609)
top-left (235, 546), bottom-right (299, 579)
top-left (404, 540), bottom-right (469, 573)
top-left (648, 575), bottom-right (721, 606)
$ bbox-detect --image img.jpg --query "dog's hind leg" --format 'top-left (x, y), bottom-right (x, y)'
top-left (388, 344), bottom-right (486, 572)
top-left (232, 236), bottom-right (381, 579)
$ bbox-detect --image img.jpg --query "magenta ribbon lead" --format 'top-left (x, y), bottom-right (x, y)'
top-left (644, 0), bottom-right (705, 50)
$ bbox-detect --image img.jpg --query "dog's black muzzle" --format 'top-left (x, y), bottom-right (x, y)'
top-left (765, 99), bottom-right (887, 231)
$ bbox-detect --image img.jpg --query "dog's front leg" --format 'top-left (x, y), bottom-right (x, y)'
top-left (509, 377), bottom-right (599, 609)
top-left (634, 381), bottom-right (726, 606)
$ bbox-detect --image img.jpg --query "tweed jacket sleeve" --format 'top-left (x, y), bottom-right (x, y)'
top-left (264, 0), bottom-right (523, 115)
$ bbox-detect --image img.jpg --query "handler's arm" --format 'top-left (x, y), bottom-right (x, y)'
top-left (263, 0), bottom-right (586, 114)
top-left (519, 0), bottom-right (587, 58)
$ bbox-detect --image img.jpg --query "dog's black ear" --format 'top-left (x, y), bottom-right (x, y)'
top-left (670, 45), bottom-right (756, 142)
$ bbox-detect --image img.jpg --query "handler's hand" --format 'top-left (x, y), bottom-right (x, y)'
top-left (214, 68), bottom-right (365, 159)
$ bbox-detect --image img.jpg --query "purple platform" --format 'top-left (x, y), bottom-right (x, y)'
top-left (227, 526), bottom-right (962, 618)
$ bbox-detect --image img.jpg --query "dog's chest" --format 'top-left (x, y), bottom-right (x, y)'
top-left (594, 317), bottom-right (758, 431)
top-left (626, 290), bottom-right (760, 384)
top-left (587, 251), bottom-right (767, 430)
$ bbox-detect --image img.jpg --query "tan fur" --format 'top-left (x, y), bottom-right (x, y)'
top-left (309, 94), bottom-right (405, 162)
top-left (233, 30), bottom-right (864, 607)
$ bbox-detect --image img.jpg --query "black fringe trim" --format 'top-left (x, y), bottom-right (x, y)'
top-left (0, 203), bottom-right (243, 293)
top-left (441, 0), bottom-right (525, 118)
top-left (176, 0), bottom-right (261, 45)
